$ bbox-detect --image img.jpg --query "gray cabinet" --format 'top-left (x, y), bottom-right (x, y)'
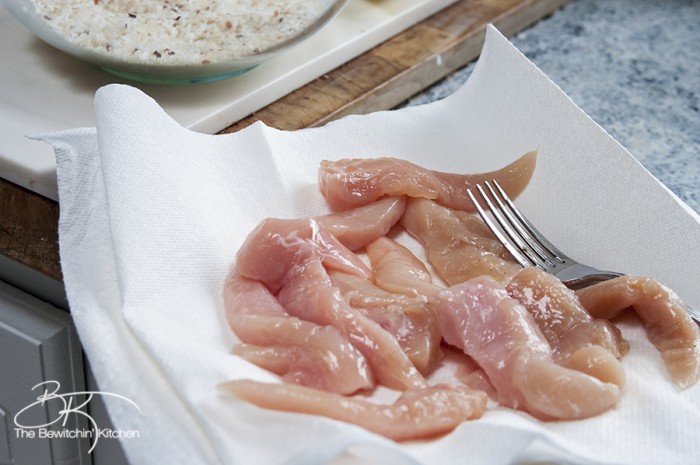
top-left (0, 280), bottom-right (128, 465)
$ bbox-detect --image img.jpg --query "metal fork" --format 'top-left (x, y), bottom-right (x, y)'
top-left (467, 179), bottom-right (700, 324)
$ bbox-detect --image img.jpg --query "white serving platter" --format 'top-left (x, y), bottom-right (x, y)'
top-left (0, 0), bottom-right (457, 200)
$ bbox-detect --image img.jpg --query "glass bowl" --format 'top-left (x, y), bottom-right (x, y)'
top-left (2, 0), bottom-right (349, 84)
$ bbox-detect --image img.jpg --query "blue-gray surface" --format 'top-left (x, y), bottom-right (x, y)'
top-left (404, 0), bottom-right (700, 214)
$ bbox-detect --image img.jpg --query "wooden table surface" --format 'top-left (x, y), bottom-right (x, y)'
top-left (0, 0), bottom-right (568, 284)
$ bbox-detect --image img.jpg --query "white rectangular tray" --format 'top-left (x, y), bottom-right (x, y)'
top-left (0, 0), bottom-right (456, 200)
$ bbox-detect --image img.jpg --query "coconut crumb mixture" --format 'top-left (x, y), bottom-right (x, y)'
top-left (31, 0), bottom-right (333, 65)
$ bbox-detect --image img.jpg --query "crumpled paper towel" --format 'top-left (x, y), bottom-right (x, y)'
top-left (37, 25), bottom-right (700, 465)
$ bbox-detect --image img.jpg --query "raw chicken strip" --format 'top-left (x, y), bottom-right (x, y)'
top-left (224, 275), bottom-right (373, 394)
top-left (365, 237), bottom-right (442, 298)
top-left (236, 218), bottom-right (426, 390)
top-left (277, 251), bottom-right (426, 390)
top-left (443, 347), bottom-right (497, 399)
top-left (402, 198), bottom-right (521, 285)
top-left (315, 196), bottom-right (406, 251)
top-left (236, 218), bottom-right (371, 294)
top-left (329, 270), bottom-right (420, 311)
top-left (577, 276), bottom-right (700, 389)
top-left (507, 267), bottom-right (629, 361)
top-left (219, 380), bottom-right (487, 441)
top-left (224, 273), bottom-right (288, 319)
top-left (318, 151), bottom-right (536, 211)
top-left (329, 270), bottom-right (442, 373)
top-left (430, 275), bottom-right (623, 420)
top-left (561, 345), bottom-right (626, 389)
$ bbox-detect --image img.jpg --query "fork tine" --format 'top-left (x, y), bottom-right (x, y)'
top-left (468, 179), bottom-right (574, 271)
top-left (476, 182), bottom-right (551, 268)
top-left (481, 181), bottom-right (556, 267)
top-left (467, 186), bottom-right (535, 269)
top-left (490, 180), bottom-right (568, 264)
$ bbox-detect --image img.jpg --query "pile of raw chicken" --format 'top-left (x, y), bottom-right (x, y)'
top-left (219, 151), bottom-right (700, 441)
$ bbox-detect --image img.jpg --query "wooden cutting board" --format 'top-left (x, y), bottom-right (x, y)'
top-left (0, 0), bottom-right (568, 284)
top-left (221, 0), bottom-right (568, 133)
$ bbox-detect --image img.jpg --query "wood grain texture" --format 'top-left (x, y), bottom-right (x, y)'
top-left (0, 177), bottom-right (61, 281)
top-left (0, 0), bottom-right (568, 282)
top-left (220, 0), bottom-right (568, 133)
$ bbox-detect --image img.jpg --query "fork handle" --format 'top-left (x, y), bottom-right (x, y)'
top-left (556, 264), bottom-right (623, 290)
top-left (564, 273), bottom-right (623, 290)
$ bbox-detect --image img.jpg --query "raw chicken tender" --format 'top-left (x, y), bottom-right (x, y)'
top-left (221, 154), bottom-right (700, 432)
top-left (507, 267), bottom-right (629, 361)
top-left (402, 198), bottom-right (521, 285)
top-left (443, 347), bottom-right (498, 399)
top-left (560, 345), bottom-right (627, 390)
top-left (219, 380), bottom-right (487, 441)
top-left (224, 275), bottom-right (373, 394)
top-left (236, 217), bottom-right (370, 293)
top-left (315, 196), bottom-right (406, 251)
top-left (318, 151), bottom-right (537, 211)
top-left (577, 276), bottom-right (700, 389)
top-left (277, 250), bottom-right (426, 390)
top-left (329, 270), bottom-right (442, 373)
top-left (236, 218), bottom-right (426, 390)
top-left (366, 236), bottom-right (442, 298)
top-left (430, 275), bottom-right (623, 420)
top-left (329, 270), bottom-right (421, 311)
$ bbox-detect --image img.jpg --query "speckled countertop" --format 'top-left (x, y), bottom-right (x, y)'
top-left (406, 0), bottom-right (700, 214)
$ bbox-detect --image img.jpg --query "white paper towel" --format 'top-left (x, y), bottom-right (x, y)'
top-left (38, 25), bottom-right (700, 465)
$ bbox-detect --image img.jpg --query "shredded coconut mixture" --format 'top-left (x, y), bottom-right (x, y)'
top-left (31, 0), bottom-right (335, 65)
